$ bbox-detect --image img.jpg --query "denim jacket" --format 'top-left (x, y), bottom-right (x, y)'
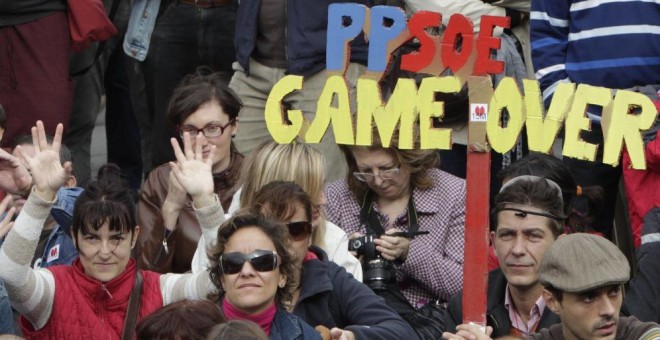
top-left (270, 309), bottom-right (322, 340)
top-left (123, 0), bottom-right (161, 61)
top-left (36, 187), bottom-right (83, 268)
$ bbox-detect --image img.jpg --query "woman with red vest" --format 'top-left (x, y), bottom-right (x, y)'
top-left (0, 121), bottom-right (221, 338)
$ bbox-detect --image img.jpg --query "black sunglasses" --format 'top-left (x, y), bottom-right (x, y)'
top-left (287, 221), bottom-right (312, 241)
top-left (220, 249), bottom-right (279, 275)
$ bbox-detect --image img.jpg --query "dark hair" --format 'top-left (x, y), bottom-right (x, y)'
top-left (0, 104), bottom-right (6, 129)
top-left (545, 285), bottom-right (564, 303)
top-left (207, 213), bottom-right (297, 310)
top-left (492, 177), bottom-right (565, 238)
top-left (136, 300), bottom-right (225, 340)
top-left (340, 125), bottom-right (439, 200)
top-left (251, 181), bottom-right (313, 224)
top-left (498, 153), bottom-right (604, 233)
top-left (71, 164), bottom-right (137, 246)
top-left (205, 320), bottom-right (268, 340)
top-left (12, 134), bottom-right (73, 165)
top-left (166, 66), bottom-right (242, 126)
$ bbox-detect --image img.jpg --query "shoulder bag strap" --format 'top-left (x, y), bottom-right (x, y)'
top-left (121, 271), bottom-right (143, 340)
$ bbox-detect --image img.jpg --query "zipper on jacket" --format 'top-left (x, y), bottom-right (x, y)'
top-left (101, 284), bottom-right (113, 299)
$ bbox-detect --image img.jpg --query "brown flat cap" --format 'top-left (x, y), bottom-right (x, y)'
top-left (539, 233), bottom-right (630, 292)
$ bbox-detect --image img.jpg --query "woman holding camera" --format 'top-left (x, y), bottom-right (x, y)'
top-left (324, 127), bottom-right (466, 308)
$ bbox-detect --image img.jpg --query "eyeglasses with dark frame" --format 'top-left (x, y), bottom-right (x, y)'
top-left (179, 118), bottom-right (235, 138)
top-left (286, 221), bottom-right (312, 241)
top-left (219, 249), bottom-right (279, 275)
top-left (352, 165), bottom-right (401, 182)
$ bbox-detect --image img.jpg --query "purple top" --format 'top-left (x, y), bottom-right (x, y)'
top-left (324, 168), bottom-right (466, 307)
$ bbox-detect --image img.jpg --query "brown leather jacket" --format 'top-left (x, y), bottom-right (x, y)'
top-left (136, 148), bottom-right (243, 273)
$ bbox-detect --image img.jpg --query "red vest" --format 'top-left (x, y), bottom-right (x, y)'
top-left (21, 258), bottom-right (163, 339)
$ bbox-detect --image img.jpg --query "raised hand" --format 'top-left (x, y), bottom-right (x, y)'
top-left (16, 121), bottom-right (71, 201)
top-left (0, 148), bottom-right (32, 195)
top-left (169, 132), bottom-right (215, 206)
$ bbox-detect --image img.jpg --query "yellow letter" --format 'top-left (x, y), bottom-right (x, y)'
top-left (486, 77), bottom-right (524, 153)
top-left (601, 90), bottom-right (657, 169)
top-left (417, 76), bottom-right (458, 149)
top-left (265, 75), bottom-right (304, 143)
top-left (562, 84), bottom-right (612, 162)
top-left (355, 77), bottom-right (417, 148)
top-left (525, 80), bottom-right (574, 153)
top-left (305, 75), bottom-right (355, 145)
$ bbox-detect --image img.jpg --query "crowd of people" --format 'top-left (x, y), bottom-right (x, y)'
top-left (0, 0), bottom-right (659, 339)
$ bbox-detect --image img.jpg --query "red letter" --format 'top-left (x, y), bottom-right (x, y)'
top-left (473, 15), bottom-right (510, 76)
top-left (401, 11), bottom-right (442, 73)
top-left (441, 14), bottom-right (475, 74)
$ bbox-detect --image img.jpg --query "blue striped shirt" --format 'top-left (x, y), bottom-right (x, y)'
top-left (530, 0), bottom-right (660, 118)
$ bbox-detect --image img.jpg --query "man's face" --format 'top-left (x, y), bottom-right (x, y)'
top-left (491, 204), bottom-right (556, 290)
top-left (545, 285), bottom-right (622, 340)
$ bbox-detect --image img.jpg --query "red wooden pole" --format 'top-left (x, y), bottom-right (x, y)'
top-left (461, 75), bottom-right (493, 328)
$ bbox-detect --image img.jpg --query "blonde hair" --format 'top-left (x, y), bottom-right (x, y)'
top-left (239, 141), bottom-right (327, 249)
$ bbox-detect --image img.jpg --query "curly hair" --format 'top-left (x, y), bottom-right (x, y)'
top-left (340, 125), bottom-right (439, 200)
top-left (207, 213), bottom-right (297, 310)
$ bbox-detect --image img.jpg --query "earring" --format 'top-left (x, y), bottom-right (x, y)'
top-left (231, 134), bottom-right (236, 138)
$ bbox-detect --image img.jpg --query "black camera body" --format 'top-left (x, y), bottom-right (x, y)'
top-left (348, 234), bottom-right (396, 291)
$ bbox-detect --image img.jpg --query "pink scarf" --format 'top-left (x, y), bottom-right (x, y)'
top-left (222, 298), bottom-right (277, 335)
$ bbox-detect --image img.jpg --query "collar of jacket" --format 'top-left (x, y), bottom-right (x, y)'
top-left (298, 246), bottom-right (333, 303)
top-left (487, 269), bottom-right (560, 337)
top-left (71, 258), bottom-right (138, 311)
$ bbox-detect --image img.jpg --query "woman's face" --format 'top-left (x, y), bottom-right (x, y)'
top-left (287, 203), bottom-right (313, 268)
top-left (75, 222), bottom-right (139, 283)
top-left (220, 227), bottom-right (286, 315)
top-left (351, 148), bottom-right (411, 201)
top-left (181, 100), bottom-right (238, 173)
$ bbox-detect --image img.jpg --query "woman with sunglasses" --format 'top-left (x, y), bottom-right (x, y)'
top-left (197, 141), bottom-right (361, 280)
top-left (137, 68), bottom-right (244, 274)
top-left (207, 212), bottom-right (321, 340)
top-left (0, 122), bottom-right (219, 338)
top-left (248, 181), bottom-right (417, 339)
top-left (325, 126), bottom-right (466, 309)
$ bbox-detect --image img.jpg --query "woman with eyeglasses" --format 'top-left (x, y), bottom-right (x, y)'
top-left (324, 126), bottom-right (466, 309)
top-left (137, 68), bottom-right (244, 274)
top-left (246, 181), bottom-right (417, 339)
top-left (0, 122), bottom-right (219, 338)
top-left (193, 141), bottom-right (362, 281)
top-left (207, 212), bottom-right (321, 340)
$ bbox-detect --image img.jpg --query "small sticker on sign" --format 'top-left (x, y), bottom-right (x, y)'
top-left (470, 104), bottom-right (488, 122)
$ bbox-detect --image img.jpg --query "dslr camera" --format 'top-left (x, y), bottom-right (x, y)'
top-left (348, 234), bottom-right (395, 291)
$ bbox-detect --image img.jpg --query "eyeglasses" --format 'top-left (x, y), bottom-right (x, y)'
top-left (219, 249), bottom-right (279, 274)
top-left (179, 119), bottom-right (235, 138)
top-left (286, 221), bottom-right (312, 241)
top-left (353, 166), bottom-right (401, 182)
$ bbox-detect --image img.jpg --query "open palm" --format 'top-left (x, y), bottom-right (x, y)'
top-left (169, 133), bottom-right (214, 199)
top-left (17, 122), bottom-right (71, 197)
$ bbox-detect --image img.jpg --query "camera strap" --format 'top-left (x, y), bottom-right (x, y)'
top-left (360, 191), bottom-right (420, 236)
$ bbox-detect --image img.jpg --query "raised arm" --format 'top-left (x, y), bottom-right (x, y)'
top-left (0, 121), bottom-right (71, 329)
top-left (160, 132), bottom-right (223, 303)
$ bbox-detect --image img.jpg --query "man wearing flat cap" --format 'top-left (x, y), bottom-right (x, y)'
top-left (530, 233), bottom-right (660, 340)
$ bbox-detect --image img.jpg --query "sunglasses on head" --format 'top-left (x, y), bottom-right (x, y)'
top-left (286, 221), bottom-right (312, 241)
top-left (220, 249), bottom-right (279, 275)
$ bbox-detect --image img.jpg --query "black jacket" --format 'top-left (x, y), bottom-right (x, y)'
top-left (293, 246), bottom-right (418, 339)
top-left (443, 269), bottom-right (560, 337)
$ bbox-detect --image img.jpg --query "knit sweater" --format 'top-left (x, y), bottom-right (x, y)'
top-left (0, 189), bottom-right (221, 331)
top-left (530, 0), bottom-right (660, 119)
